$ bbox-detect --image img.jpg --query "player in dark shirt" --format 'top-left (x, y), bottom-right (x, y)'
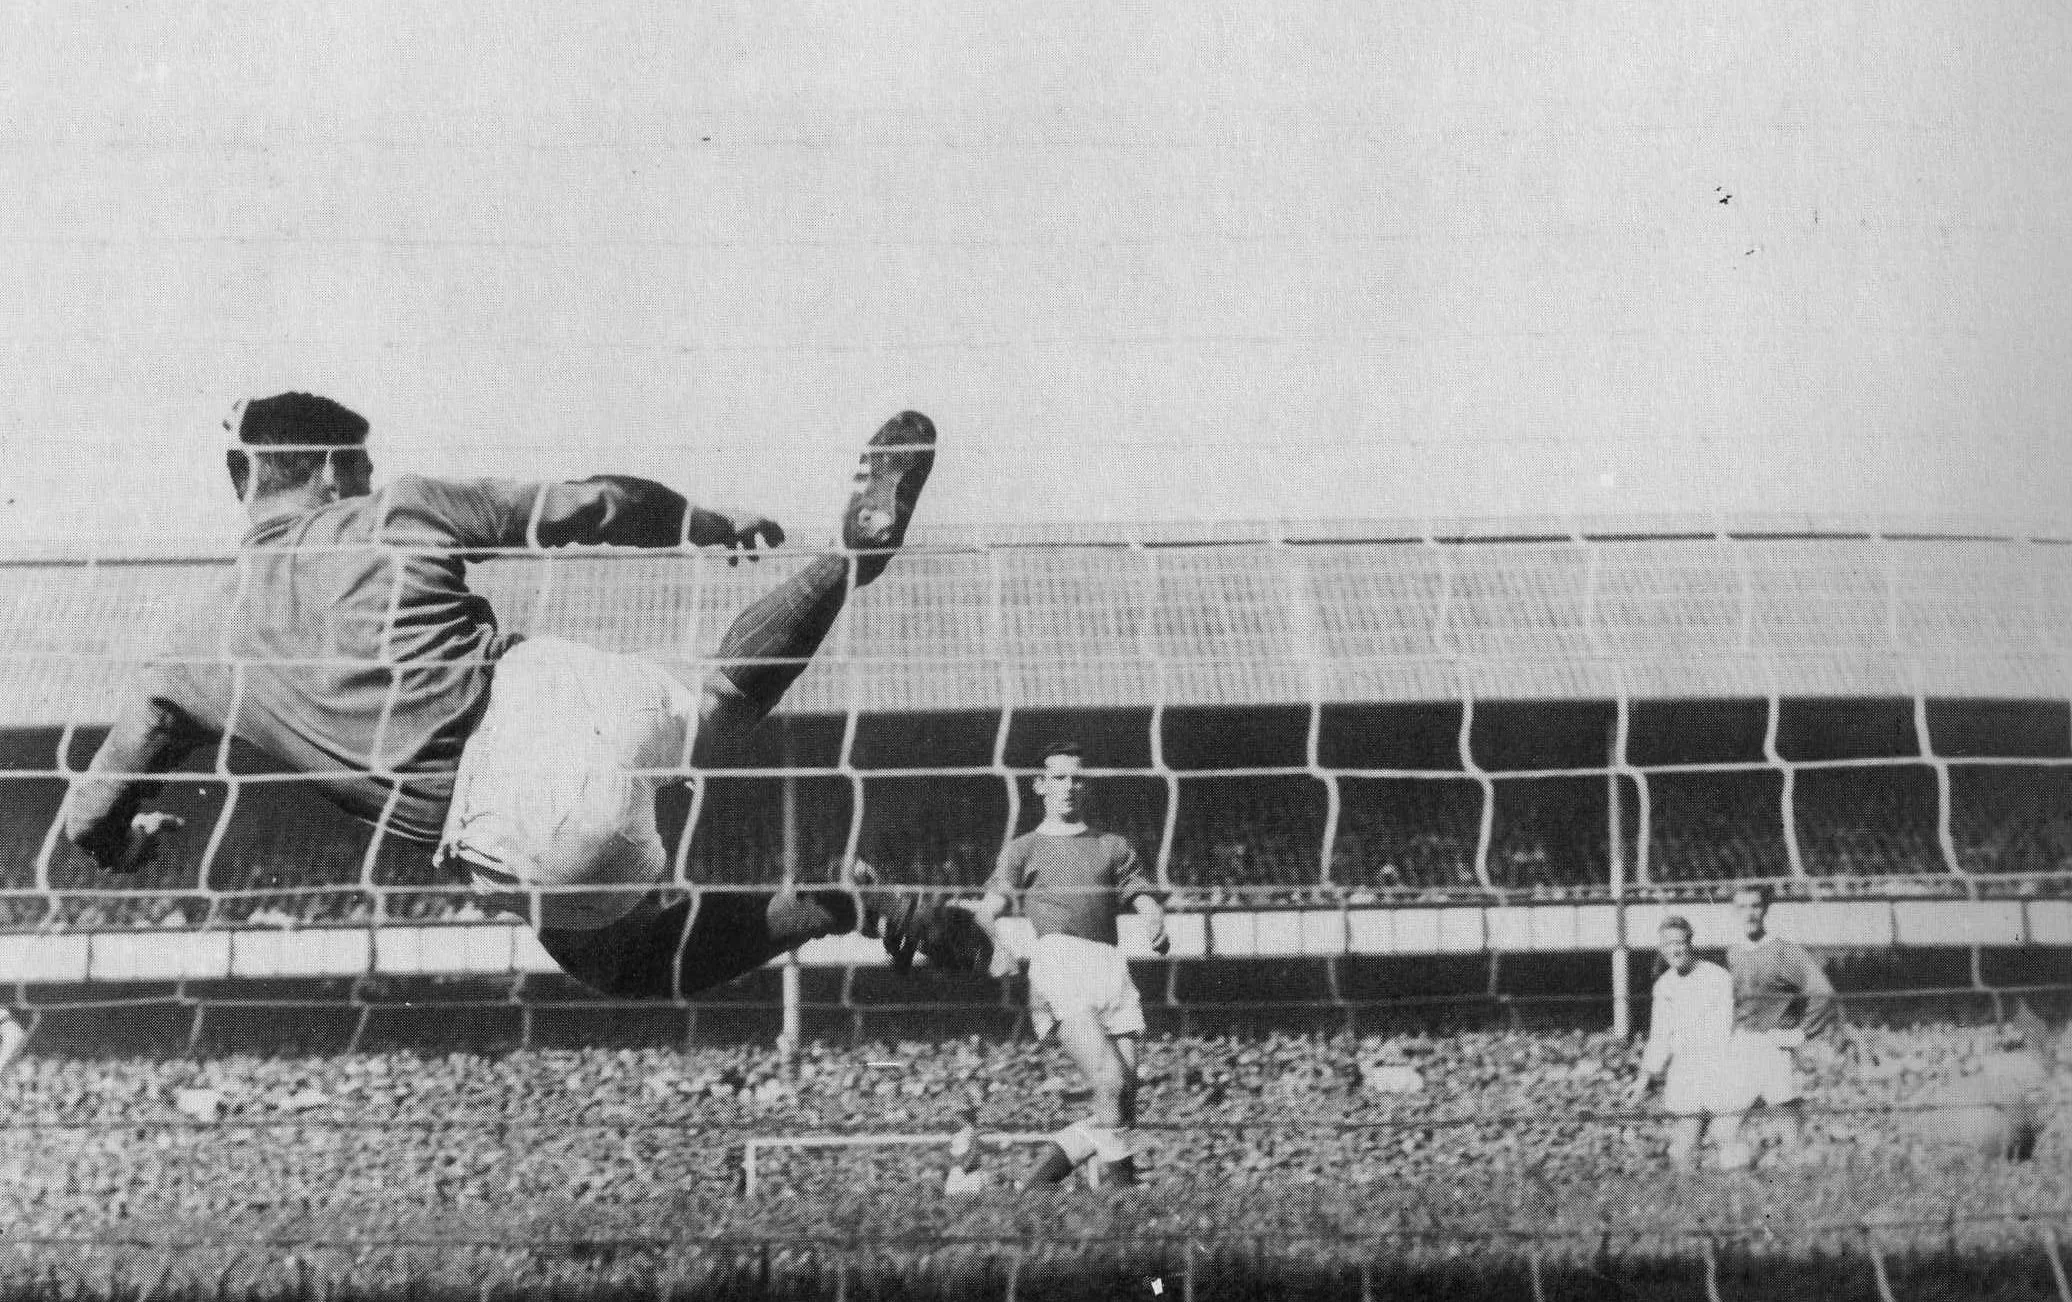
top-left (64, 391), bottom-right (965, 997)
top-left (970, 741), bottom-right (1167, 1190)
top-left (1718, 883), bottom-right (1839, 1167)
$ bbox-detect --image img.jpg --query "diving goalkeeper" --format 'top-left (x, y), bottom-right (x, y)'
top-left (64, 392), bottom-right (976, 997)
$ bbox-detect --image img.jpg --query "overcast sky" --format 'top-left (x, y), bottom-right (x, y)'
top-left (3, 1), bottom-right (2068, 555)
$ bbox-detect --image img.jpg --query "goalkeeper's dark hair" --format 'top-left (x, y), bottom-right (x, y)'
top-left (1041, 740), bottom-right (1084, 762)
top-left (225, 392), bottom-right (369, 500)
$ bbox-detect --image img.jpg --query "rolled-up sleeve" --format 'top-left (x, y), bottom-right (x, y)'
top-left (533, 476), bottom-right (690, 549)
top-left (390, 475), bottom-right (690, 552)
top-left (389, 476), bottom-right (541, 550)
top-left (65, 689), bottom-right (215, 868)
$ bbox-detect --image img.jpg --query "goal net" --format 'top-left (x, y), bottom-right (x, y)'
top-left (0, 524), bottom-right (2067, 1045)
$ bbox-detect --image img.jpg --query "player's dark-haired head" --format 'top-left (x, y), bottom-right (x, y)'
top-left (235, 393), bottom-right (369, 448)
top-left (225, 392), bottom-right (371, 501)
top-left (1041, 740), bottom-right (1083, 763)
top-left (1731, 883), bottom-right (1774, 909)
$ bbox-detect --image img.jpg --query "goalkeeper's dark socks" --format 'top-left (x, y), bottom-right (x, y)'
top-left (713, 554), bottom-right (849, 716)
top-left (538, 889), bottom-right (854, 1001)
top-left (775, 888), bottom-right (857, 940)
top-left (673, 890), bottom-right (853, 993)
top-left (1017, 1142), bottom-right (1078, 1190)
top-left (711, 410), bottom-right (937, 714)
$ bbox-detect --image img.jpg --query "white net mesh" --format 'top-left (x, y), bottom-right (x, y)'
top-left (0, 527), bottom-right (2066, 1021)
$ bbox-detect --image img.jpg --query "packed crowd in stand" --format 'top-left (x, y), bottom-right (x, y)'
top-left (1952, 767), bottom-right (2072, 877)
top-left (0, 762), bottom-right (2065, 931)
top-left (0, 1023), bottom-right (2062, 1244)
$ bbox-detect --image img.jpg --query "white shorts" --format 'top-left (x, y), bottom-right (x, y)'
top-left (1716, 1031), bottom-right (1802, 1112)
top-left (1028, 933), bottom-right (1145, 1040)
top-left (440, 638), bottom-right (700, 931)
top-left (1662, 1045), bottom-right (1733, 1116)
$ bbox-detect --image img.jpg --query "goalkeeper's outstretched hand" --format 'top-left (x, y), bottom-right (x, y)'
top-left (685, 506), bottom-right (784, 563)
top-left (111, 812), bottom-right (184, 875)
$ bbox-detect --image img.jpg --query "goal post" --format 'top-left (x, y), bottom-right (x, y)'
top-left (1607, 711), bottom-right (1630, 1040)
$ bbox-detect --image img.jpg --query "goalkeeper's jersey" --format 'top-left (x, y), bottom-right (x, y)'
top-left (74, 474), bottom-right (687, 846)
top-left (125, 477), bottom-right (539, 842)
top-left (987, 827), bottom-right (1157, 946)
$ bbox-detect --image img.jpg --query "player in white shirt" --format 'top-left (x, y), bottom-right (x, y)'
top-left (1629, 915), bottom-right (1736, 1170)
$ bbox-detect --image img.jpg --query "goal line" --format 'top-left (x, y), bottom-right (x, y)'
top-left (742, 1130), bottom-right (1056, 1198)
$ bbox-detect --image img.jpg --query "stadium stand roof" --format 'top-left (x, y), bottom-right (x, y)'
top-left (1, 520), bottom-right (2067, 725)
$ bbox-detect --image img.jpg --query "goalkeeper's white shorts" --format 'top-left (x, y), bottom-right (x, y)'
top-left (1717, 1031), bottom-right (1802, 1112)
top-left (1028, 933), bottom-right (1146, 1040)
top-left (440, 637), bottom-right (699, 931)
